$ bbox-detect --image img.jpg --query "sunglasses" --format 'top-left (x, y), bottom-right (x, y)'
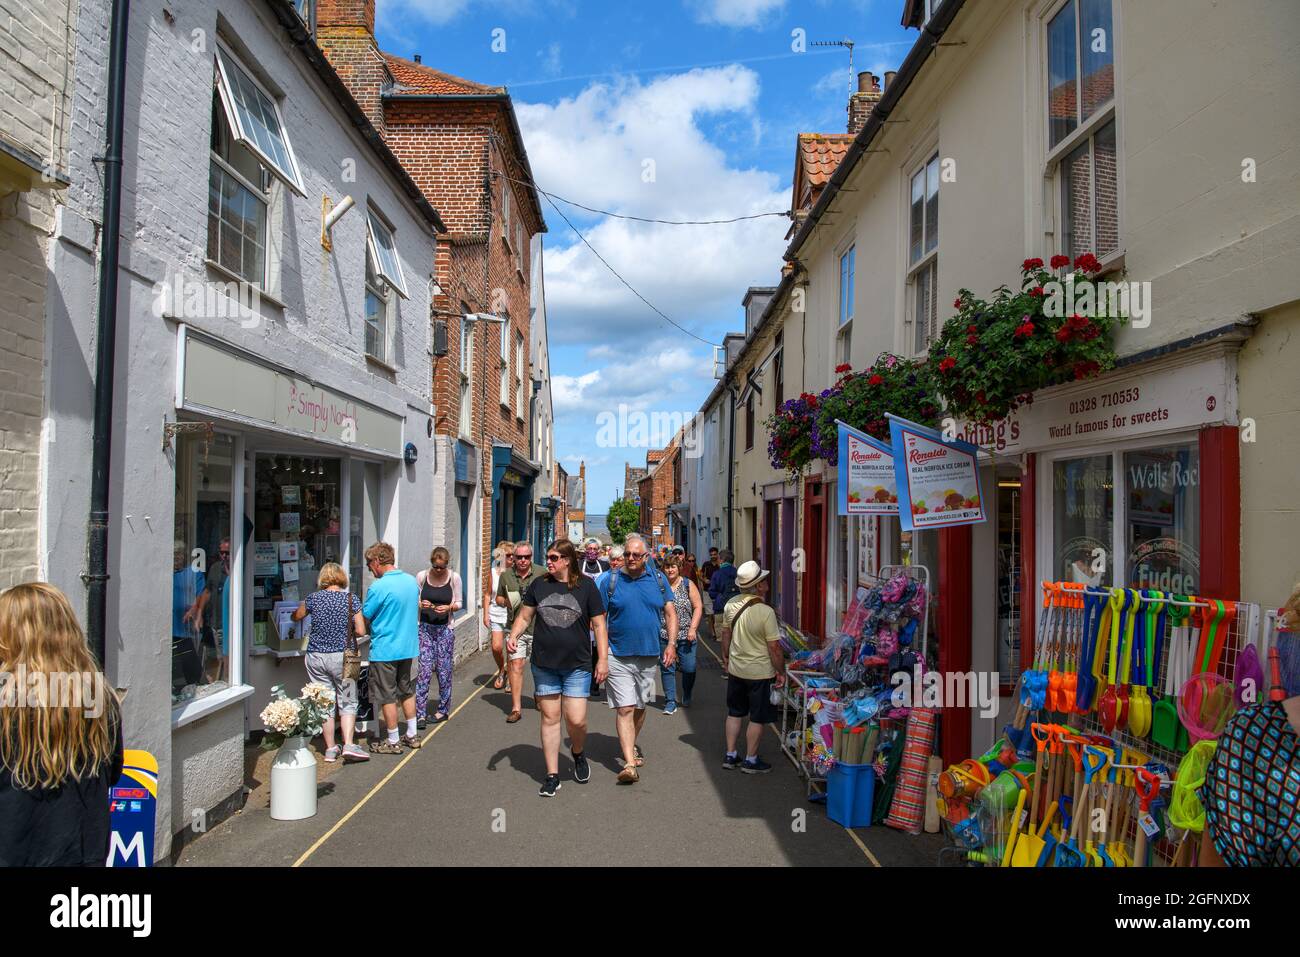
top-left (431, 564), bottom-right (447, 571)
top-left (545, 553), bottom-right (561, 562)
top-left (514, 554), bottom-right (533, 560)
top-left (626, 553), bottom-right (646, 560)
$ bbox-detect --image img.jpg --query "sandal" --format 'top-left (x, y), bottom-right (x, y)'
top-left (617, 765), bottom-right (639, 784)
top-left (369, 739), bottom-right (403, 755)
top-left (492, 673), bottom-right (506, 690)
top-left (634, 745), bottom-right (645, 767)
top-left (431, 712), bottom-right (449, 723)
top-left (506, 710), bottom-right (522, 723)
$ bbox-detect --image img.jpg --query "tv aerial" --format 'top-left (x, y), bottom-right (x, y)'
top-left (811, 38), bottom-right (856, 94)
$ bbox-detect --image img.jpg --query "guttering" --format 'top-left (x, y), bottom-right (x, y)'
top-left (381, 92), bottom-right (547, 233)
top-left (264, 0), bottom-right (446, 233)
top-left (85, 0), bottom-right (131, 665)
top-left (784, 0), bottom-right (967, 262)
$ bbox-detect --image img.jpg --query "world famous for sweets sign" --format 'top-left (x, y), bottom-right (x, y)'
top-left (837, 420), bottom-right (898, 516)
top-left (888, 415), bottom-right (987, 532)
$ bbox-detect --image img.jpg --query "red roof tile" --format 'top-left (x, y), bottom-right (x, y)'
top-left (384, 54), bottom-right (503, 96)
top-left (797, 133), bottom-right (854, 188)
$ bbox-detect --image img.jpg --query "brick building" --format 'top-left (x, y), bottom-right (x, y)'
top-left (317, 0), bottom-right (546, 653)
top-left (565, 460), bottom-right (585, 542)
top-left (637, 442), bottom-right (680, 547)
top-left (624, 463), bottom-right (647, 502)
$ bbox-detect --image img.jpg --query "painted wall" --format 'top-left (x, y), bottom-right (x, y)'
top-left (50, 0), bottom-right (442, 858)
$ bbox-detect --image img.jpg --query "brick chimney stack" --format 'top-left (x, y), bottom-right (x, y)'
top-left (315, 0), bottom-right (387, 134)
top-left (579, 461), bottom-right (585, 480)
top-left (847, 70), bottom-right (882, 136)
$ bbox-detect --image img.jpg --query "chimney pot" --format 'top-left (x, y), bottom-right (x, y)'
top-left (884, 71), bottom-right (897, 90)
top-left (857, 71), bottom-right (877, 93)
top-left (413, 53), bottom-right (421, 64)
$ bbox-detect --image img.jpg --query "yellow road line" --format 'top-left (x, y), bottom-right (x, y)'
top-left (697, 630), bottom-right (881, 867)
top-left (292, 675), bottom-right (492, 867)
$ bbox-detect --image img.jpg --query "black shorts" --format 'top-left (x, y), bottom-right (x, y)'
top-left (367, 658), bottom-right (415, 706)
top-left (726, 674), bottom-right (777, 724)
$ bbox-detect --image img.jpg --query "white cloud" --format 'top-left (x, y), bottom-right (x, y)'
top-left (537, 41), bottom-right (562, 78)
top-left (515, 66), bottom-right (790, 346)
top-left (688, 0), bottom-right (786, 28)
top-left (813, 66), bottom-right (853, 98)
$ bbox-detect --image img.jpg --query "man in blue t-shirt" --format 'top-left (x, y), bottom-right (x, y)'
top-left (362, 541), bottom-right (421, 754)
top-left (596, 533), bottom-right (677, 784)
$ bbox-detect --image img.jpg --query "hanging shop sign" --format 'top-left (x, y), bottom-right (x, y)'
top-left (889, 415), bottom-right (987, 532)
top-left (951, 351), bottom-right (1235, 455)
top-left (177, 326), bottom-right (403, 456)
top-left (836, 420), bottom-right (898, 516)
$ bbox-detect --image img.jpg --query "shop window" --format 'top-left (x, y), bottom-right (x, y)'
top-left (252, 455), bottom-right (343, 651)
top-left (1046, 0), bottom-right (1118, 261)
top-left (1125, 444), bottom-right (1199, 594)
top-left (1052, 453), bottom-right (1114, 586)
top-left (213, 46), bottom-right (303, 192)
top-left (208, 81), bottom-right (269, 286)
top-left (172, 432), bottom-right (236, 707)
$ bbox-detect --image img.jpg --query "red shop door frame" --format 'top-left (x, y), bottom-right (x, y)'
top-left (801, 478), bottom-right (826, 637)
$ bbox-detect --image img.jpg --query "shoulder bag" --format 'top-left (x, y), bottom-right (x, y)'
top-left (342, 592), bottom-right (362, 681)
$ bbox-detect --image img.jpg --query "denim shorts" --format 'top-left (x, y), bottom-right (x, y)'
top-left (531, 664), bottom-right (592, 698)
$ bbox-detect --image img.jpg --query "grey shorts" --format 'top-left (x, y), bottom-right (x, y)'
top-left (367, 657), bottom-right (415, 706)
top-left (305, 651), bottom-right (359, 715)
top-left (605, 654), bottom-right (658, 710)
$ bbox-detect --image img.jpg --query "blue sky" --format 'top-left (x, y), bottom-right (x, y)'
top-left (376, 0), bottom-right (918, 519)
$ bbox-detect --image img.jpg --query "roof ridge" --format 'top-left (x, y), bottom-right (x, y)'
top-left (383, 53), bottom-right (505, 95)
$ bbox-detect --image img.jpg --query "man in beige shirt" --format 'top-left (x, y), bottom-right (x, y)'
top-left (718, 561), bottom-right (785, 774)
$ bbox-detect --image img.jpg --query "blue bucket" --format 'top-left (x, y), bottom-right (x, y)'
top-left (826, 761), bottom-right (875, 829)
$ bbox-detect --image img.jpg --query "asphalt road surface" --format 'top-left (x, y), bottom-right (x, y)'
top-left (178, 625), bottom-right (944, 867)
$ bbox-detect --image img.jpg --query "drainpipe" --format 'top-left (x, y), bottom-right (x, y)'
top-left (85, 0), bottom-right (130, 666)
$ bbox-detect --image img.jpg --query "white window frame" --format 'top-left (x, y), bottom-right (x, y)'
top-left (213, 44), bottom-right (305, 194)
top-left (207, 144), bottom-right (270, 289)
top-left (459, 314), bottom-right (474, 438)
top-left (515, 331), bottom-right (525, 417)
top-left (837, 240), bottom-right (855, 370)
top-left (905, 151), bottom-right (940, 356)
top-left (366, 208), bottom-right (409, 299)
top-left (1041, 0), bottom-right (1121, 264)
top-left (364, 245), bottom-right (393, 365)
top-left (502, 187), bottom-right (511, 241)
top-left (499, 319), bottom-right (510, 406)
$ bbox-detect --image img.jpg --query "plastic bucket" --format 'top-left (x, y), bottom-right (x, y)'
top-left (827, 761), bottom-right (876, 829)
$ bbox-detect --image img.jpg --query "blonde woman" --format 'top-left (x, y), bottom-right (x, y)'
top-left (293, 563), bottom-right (368, 763)
top-left (0, 582), bottom-right (123, 866)
top-left (486, 541), bottom-right (512, 690)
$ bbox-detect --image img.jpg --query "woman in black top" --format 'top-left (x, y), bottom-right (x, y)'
top-left (415, 547), bottom-right (462, 727)
top-left (507, 539), bottom-right (609, 797)
top-left (1, 582), bottom-right (124, 866)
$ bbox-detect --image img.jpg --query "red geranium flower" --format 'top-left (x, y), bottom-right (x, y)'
top-left (953, 297), bottom-right (963, 309)
top-left (967, 324), bottom-right (978, 333)
top-left (966, 334), bottom-right (979, 346)
top-left (1074, 253), bottom-right (1102, 273)
top-left (939, 357), bottom-right (957, 373)
top-left (1030, 286), bottom-right (1045, 297)
top-left (868, 374), bottom-right (884, 386)
top-left (1022, 258), bottom-right (1044, 272)
top-left (1056, 327), bottom-right (1071, 342)
top-left (835, 363), bottom-right (852, 374)
top-left (1050, 254), bottom-right (1071, 269)
top-left (1014, 321), bottom-right (1035, 339)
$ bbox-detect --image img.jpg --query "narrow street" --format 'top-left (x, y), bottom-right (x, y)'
top-left (178, 624), bottom-right (942, 867)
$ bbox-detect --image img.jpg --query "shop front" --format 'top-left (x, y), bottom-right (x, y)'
top-left (491, 442), bottom-right (539, 548)
top-left (942, 340), bottom-right (1243, 766)
top-left (169, 326), bottom-right (436, 735)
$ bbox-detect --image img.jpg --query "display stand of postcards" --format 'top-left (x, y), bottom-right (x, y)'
top-left (778, 565), bottom-right (930, 799)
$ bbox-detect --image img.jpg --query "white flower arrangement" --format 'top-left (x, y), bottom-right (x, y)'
top-left (258, 683), bottom-right (333, 750)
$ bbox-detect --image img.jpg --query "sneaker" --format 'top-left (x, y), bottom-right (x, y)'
top-left (400, 734), bottom-right (422, 749)
top-left (323, 745), bottom-right (341, 763)
top-left (539, 774), bottom-right (562, 797)
top-left (682, 697), bottom-right (692, 708)
top-left (573, 751), bottom-right (591, 784)
top-left (416, 716), bottom-right (428, 731)
top-left (722, 753), bottom-right (742, 770)
top-left (342, 744), bottom-right (370, 763)
top-left (663, 702), bottom-right (678, 716)
top-left (741, 757), bottom-right (773, 774)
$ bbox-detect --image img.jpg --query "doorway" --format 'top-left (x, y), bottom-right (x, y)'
top-left (801, 479), bottom-right (826, 637)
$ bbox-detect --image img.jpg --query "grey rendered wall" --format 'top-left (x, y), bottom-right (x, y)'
top-left (49, 0), bottom-right (441, 859)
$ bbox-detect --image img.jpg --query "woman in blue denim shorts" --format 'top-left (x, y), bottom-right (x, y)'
top-left (507, 539), bottom-right (610, 797)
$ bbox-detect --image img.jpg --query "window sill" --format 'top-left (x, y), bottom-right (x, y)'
top-left (172, 683), bottom-right (256, 730)
top-left (1096, 251), bottom-right (1126, 280)
top-left (366, 353), bottom-right (399, 374)
top-left (203, 259), bottom-right (287, 311)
